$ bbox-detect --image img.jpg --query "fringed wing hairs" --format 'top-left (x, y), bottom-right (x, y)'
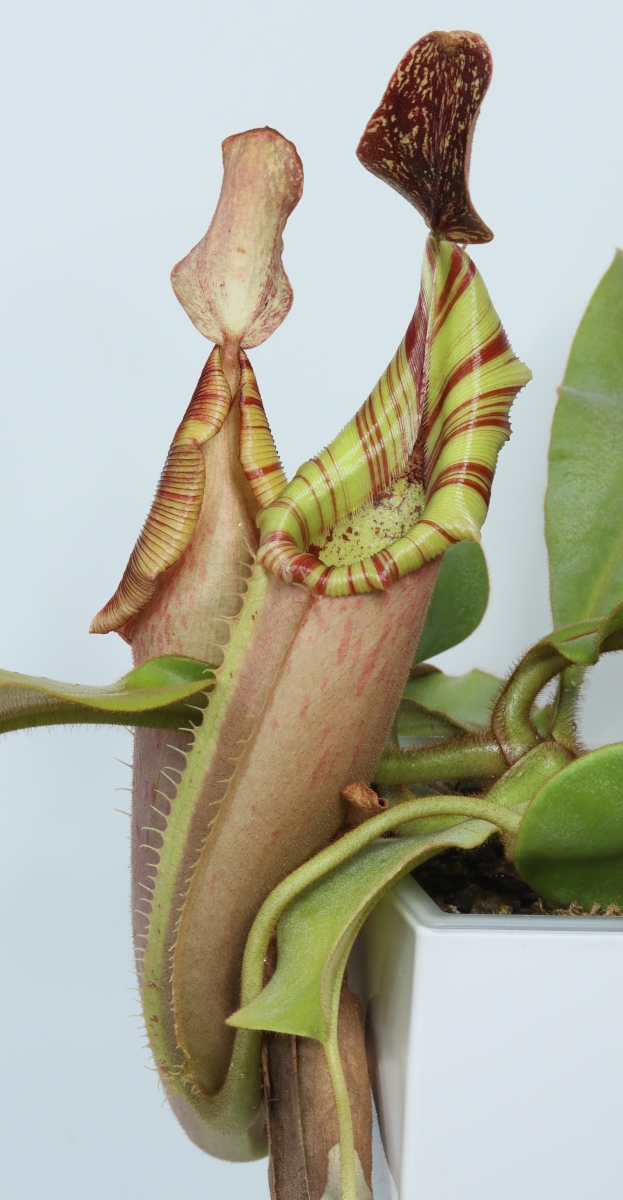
top-left (256, 235), bottom-right (532, 597)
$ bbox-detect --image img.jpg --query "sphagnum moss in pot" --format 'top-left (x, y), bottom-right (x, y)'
top-left (2, 28), bottom-right (623, 1200)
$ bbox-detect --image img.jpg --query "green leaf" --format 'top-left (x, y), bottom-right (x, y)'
top-left (548, 620), bottom-right (602, 665)
top-left (230, 791), bottom-right (523, 1051)
top-left (397, 667), bottom-right (550, 747)
top-left (514, 744), bottom-right (623, 909)
top-left (395, 698), bottom-right (463, 738)
top-left (0, 656), bottom-right (215, 734)
top-left (546, 250), bottom-right (623, 625)
top-left (539, 600), bottom-right (623, 666)
top-left (227, 790), bottom-right (523, 1200)
top-left (230, 819), bottom-right (494, 1043)
top-left (546, 603), bottom-right (623, 752)
top-left (414, 541), bottom-right (489, 664)
top-left (401, 667), bottom-right (502, 732)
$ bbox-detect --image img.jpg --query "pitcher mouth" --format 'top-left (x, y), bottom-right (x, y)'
top-left (256, 236), bottom-right (531, 598)
top-left (310, 475), bottom-right (426, 570)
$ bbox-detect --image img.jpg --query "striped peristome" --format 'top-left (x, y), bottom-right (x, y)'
top-left (91, 346), bottom-right (286, 638)
top-left (239, 350), bottom-right (288, 508)
top-left (91, 231), bottom-right (531, 632)
top-left (256, 234), bottom-right (531, 596)
top-left (273, 279), bottom-right (426, 535)
top-left (90, 347), bottom-right (232, 636)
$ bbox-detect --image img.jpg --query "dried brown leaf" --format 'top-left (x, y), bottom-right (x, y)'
top-left (264, 986), bottom-right (372, 1200)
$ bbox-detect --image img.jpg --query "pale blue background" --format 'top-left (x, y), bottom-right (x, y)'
top-left (1, 1), bottom-right (622, 1196)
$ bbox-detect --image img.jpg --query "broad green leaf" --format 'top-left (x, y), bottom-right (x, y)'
top-left (395, 699), bottom-right (464, 738)
top-left (397, 667), bottom-right (550, 744)
top-left (396, 670), bottom-right (466, 737)
top-left (401, 667), bottom-right (502, 731)
top-left (514, 744), bottom-right (623, 908)
top-left (0, 656), bottom-right (214, 735)
top-left (546, 250), bottom-right (623, 625)
top-left (414, 541), bottom-right (489, 664)
top-left (230, 820), bottom-right (494, 1043)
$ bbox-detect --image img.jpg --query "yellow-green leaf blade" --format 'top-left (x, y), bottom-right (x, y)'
top-left (536, 600), bottom-right (623, 666)
top-left (546, 250), bottom-right (623, 625)
top-left (514, 744), bottom-right (623, 908)
top-left (230, 820), bottom-right (493, 1044)
top-left (401, 668), bottom-right (502, 732)
top-left (0, 656), bottom-right (214, 734)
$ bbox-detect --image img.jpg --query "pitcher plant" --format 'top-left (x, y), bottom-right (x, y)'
top-left (0, 31), bottom-right (532, 1199)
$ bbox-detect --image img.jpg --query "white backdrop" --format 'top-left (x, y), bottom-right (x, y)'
top-left (1, 1), bottom-right (622, 1196)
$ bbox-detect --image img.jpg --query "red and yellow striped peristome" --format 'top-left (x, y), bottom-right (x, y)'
top-left (255, 234), bottom-right (531, 596)
top-left (239, 350), bottom-right (288, 508)
top-left (90, 348), bottom-right (285, 637)
top-left (91, 231), bottom-right (531, 630)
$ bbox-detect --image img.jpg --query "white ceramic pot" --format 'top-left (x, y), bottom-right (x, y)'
top-left (350, 876), bottom-right (623, 1200)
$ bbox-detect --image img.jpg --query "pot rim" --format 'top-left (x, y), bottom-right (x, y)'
top-left (396, 875), bottom-right (623, 933)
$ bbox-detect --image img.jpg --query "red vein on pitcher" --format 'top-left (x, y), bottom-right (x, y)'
top-left (256, 235), bottom-right (531, 596)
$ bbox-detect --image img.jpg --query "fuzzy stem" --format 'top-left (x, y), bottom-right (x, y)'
top-left (374, 737), bottom-right (506, 785)
top-left (239, 793), bottom-right (522, 1008)
top-left (492, 645), bottom-right (568, 764)
top-left (550, 665), bottom-right (585, 754)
